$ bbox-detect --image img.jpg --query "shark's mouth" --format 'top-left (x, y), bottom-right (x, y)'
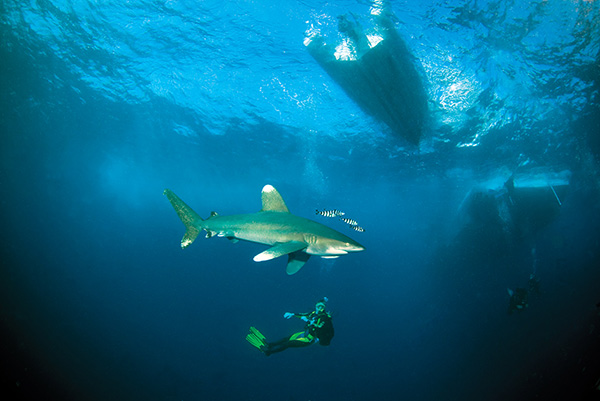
top-left (308, 243), bottom-right (364, 256)
top-left (308, 248), bottom-right (349, 256)
top-left (326, 250), bottom-right (349, 255)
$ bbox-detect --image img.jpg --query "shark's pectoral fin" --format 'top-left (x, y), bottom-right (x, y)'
top-left (286, 251), bottom-right (311, 275)
top-left (253, 241), bottom-right (307, 263)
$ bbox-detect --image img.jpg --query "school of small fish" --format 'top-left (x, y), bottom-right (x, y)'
top-left (316, 209), bottom-right (365, 233)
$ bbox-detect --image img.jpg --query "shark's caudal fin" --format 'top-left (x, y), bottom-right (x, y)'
top-left (164, 189), bottom-right (203, 248)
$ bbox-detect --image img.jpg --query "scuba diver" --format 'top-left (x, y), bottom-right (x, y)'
top-left (246, 298), bottom-right (334, 356)
top-left (507, 287), bottom-right (529, 314)
top-left (507, 248), bottom-right (542, 314)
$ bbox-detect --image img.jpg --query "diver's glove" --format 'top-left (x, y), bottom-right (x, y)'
top-left (283, 312), bottom-right (294, 319)
top-left (300, 316), bottom-right (309, 322)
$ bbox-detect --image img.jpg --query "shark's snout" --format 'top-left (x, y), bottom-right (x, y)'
top-left (344, 242), bottom-right (365, 253)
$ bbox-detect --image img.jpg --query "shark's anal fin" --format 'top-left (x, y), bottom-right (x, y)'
top-left (253, 241), bottom-right (307, 263)
top-left (164, 189), bottom-right (204, 248)
top-left (287, 251), bottom-right (311, 275)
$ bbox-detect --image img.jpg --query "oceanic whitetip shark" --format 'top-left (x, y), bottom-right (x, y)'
top-left (164, 185), bottom-right (365, 275)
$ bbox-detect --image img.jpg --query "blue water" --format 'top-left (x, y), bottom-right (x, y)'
top-left (1, 1), bottom-right (600, 400)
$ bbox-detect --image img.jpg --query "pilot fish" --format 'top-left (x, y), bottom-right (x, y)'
top-left (316, 209), bottom-right (345, 217)
top-left (350, 225), bottom-right (365, 232)
top-left (340, 217), bottom-right (358, 226)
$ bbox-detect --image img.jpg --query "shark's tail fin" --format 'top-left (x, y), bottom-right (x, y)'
top-left (164, 189), bottom-right (203, 248)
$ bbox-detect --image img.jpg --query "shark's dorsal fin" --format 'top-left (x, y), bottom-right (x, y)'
top-left (260, 184), bottom-right (289, 212)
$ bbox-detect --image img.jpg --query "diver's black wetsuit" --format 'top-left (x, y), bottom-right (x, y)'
top-left (265, 311), bottom-right (334, 356)
top-left (508, 288), bottom-right (529, 314)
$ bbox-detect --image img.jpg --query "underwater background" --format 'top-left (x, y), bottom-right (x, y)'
top-left (1, 0), bottom-right (600, 400)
